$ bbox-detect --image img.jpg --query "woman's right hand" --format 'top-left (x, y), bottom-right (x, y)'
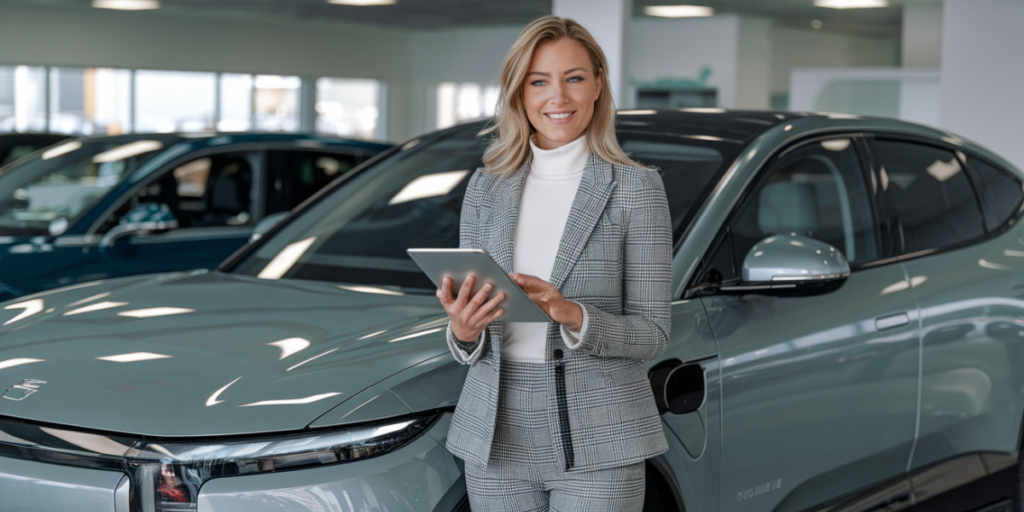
top-left (436, 275), bottom-right (505, 342)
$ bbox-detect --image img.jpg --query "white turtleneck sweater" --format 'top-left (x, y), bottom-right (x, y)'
top-left (500, 135), bottom-right (590, 363)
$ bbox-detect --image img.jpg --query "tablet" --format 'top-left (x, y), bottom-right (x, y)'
top-left (407, 248), bottom-right (552, 323)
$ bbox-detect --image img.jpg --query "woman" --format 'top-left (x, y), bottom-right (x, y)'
top-left (435, 15), bottom-right (672, 511)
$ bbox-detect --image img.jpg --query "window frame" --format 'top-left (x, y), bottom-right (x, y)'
top-left (685, 132), bottom-right (890, 298)
top-left (863, 133), bottom-right (1013, 263)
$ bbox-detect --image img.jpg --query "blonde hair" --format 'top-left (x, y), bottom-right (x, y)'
top-left (480, 15), bottom-right (641, 175)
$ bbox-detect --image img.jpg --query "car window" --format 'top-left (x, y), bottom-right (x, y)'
top-left (230, 125), bottom-right (741, 290)
top-left (964, 156), bottom-right (1024, 232)
top-left (97, 151), bottom-right (258, 233)
top-left (620, 137), bottom-right (725, 238)
top-left (0, 137), bottom-right (174, 237)
top-left (692, 137), bottom-right (880, 289)
top-left (873, 140), bottom-right (985, 254)
top-left (264, 150), bottom-right (363, 215)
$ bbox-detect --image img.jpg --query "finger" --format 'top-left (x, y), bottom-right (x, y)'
top-left (456, 275), bottom-right (475, 306)
top-left (486, 308), bottom-right (505, 323)
top-left (468, 282), bottom-right (494, 309)
top-left (470, 291), bottom-right (505, 325)
top-left (436, 277), bottom-right (453, 306)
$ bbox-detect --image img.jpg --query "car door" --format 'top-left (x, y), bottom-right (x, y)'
top-left (872, 138), bottom-right (1024, 481)
top-left (90, 149), bottom-right (261, 277)
top-left (688, 135), bottom-right (921, 512)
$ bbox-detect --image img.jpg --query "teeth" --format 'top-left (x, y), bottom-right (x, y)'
top-left (547, 112), bottom-right (572, 119)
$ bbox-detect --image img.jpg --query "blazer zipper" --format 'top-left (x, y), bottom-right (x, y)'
top-left (554, 361), bottom-right (575, 470)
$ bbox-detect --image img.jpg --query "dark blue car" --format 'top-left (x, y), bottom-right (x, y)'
top-left (0, 132), bottom-right (390, 299)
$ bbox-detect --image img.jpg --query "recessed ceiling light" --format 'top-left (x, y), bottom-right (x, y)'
top-left (644, 5), bottom-right (715, 18)
top-left (814, 0), bottom-right (888, 9)
top-left (327, 0), bottom-right (396, 6)
top-left (93, 0), bottom-right (161, 10)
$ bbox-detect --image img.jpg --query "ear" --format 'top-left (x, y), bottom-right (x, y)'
top-left (594, 67), bottom-right (603, 100)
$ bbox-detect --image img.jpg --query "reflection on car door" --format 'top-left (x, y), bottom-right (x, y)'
top-left (875, 139), bottom-right (1024, 477)
top-left (693, 137), bottom-right (921, 511)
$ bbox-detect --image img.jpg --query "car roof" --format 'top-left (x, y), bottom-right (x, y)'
top-left (67, 131), bottom-right (391, 150)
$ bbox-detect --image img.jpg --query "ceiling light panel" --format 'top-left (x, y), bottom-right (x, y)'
top-left (814, 0), bottom-right (888, 9)
top-left (644, 5), bottom-right (715, 18)
top-left (93, 0), bottom-right (161, 10)
top-left (327, 0), bottom-right (396, 6)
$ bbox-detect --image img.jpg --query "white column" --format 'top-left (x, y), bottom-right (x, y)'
top-left (553, 0), bottom-right (631, 107)
top-left (902, 2), bottom-right (943, 68)
top-left (940, 0), bottom-right (1024, 170)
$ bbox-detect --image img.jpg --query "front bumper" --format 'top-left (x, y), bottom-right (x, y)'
top-left (0, 413), bottom-right (464, 512)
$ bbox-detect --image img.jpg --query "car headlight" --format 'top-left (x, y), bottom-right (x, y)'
top-left (0, 412), bottom-right (440, 512)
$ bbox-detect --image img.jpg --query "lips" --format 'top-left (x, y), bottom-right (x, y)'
top-left (544, 111), bottom-right (576, 124)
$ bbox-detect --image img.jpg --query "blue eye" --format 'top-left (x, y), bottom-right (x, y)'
top-left (531, 80), bottom-right (546, 86)
top-left (568, 76), bottom-right (583, 83)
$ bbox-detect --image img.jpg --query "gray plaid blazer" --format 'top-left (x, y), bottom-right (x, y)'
top-left (445, 153), bottom-right (672, 473)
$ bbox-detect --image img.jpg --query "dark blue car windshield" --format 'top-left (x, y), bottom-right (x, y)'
top-left (0, 135), bottom-right (180, 236)
top-left (232, 123), bottom-right (741, 290)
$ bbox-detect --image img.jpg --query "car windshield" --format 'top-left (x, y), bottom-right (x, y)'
top-left (231, 123), bottom-right (742, 290)
top-left (0, 136), bottom-right (178, 236)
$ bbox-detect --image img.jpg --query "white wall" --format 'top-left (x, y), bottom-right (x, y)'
top-left (770, 26), bottom-right (900, 96)
top-left (408, 25), bottom-right (523, 136)
top-left (902, 2), bottom-right (943, 68)
top-left (940, 0), bottom-right (1024, 170)
top-left (626, 15), bottom-right (741, 108)
top-left (736, 17), bottom-right (772, 109)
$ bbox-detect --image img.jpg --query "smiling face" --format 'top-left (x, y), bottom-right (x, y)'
top-left (522, 38), bottom-right (603, 150)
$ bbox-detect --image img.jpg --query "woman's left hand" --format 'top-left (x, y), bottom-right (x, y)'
top-left (511, 273), bottom-right (584, 332)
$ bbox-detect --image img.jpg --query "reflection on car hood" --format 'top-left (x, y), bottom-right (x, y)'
top-left (0, 271), bottom-right (451, 437)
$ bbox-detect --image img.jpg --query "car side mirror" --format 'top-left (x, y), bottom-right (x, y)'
top-left (250, 211), bottom-right (290, 242)
top-left (649, 360), bottom-right (705, 415)
top-left (100, 203), bottom-right (179, 249)
top-left (721, 234), bottom-right (850, 295)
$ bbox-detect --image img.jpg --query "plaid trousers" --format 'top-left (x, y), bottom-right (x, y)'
top-left (464, 361), bottom-right (646, 512)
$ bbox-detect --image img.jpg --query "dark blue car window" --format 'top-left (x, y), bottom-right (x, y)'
top-left (0, 135), bottom-right (178, 236)
top-left (232, 125), bottom-right (739, 290)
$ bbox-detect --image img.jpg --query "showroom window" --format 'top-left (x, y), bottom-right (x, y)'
top-left (135, 70), bottom-right (217, 133)
top-left (0, 66), bottom-right (47, 133)
top-left (0, 65), bottom-right (386, 140)
top-left (253, 75), bottom-right (300, 132)
top-left (436, 81), bottom-right (499, 129)
top-left (316, 77), bottom-right (381, 140)
top-left (49, 67), bottom-right (132, 135)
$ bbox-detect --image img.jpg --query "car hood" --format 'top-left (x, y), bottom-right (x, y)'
top-left (0, 271), bottom-right (453, 437)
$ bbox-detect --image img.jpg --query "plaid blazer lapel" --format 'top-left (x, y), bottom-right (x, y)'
top-left (488, 158), bottom-right (531, 274)
top-left (549, 154), bottom-right (616, 291)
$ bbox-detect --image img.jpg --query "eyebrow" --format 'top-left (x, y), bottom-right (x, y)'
top-left (527, 67), bottom-right (589, 77)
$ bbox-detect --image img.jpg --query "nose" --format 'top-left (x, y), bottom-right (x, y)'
top-left (550, 81), bottom-right (568, 104)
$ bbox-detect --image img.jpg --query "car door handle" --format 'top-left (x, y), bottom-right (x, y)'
top-left (875, 312), bottom-right (910, 331)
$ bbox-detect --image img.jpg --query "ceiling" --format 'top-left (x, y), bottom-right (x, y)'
top-left (0, 0), bottom-right (940, 33)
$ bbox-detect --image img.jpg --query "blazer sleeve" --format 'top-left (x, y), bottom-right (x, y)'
top-left (445, 168), bottom-right (491, 366)
top-left (571, 169), bottom-right (672, 361)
